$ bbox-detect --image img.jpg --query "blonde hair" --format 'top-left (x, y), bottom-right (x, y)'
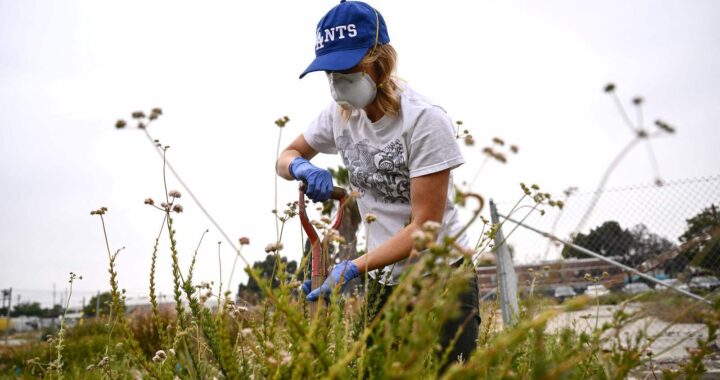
top-left (341, 43), bottom-right (401, 119)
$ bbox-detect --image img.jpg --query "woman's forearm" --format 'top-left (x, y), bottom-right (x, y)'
top-left (276, 149), bottom-right (300, 180)
top-left (351, 222), bottom-right (422, 274)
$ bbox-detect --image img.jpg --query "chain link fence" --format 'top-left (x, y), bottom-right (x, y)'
top-left (483, 174), bottom-right (720, 363)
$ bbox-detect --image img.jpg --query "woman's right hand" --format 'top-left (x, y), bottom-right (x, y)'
top-left (289, 157), bottom-right (334, 202)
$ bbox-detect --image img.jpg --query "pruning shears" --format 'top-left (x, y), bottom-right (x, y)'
top-left (298, 182), bottom-right (347, 313)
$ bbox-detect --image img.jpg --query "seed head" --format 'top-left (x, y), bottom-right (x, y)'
top-left (464, 134), bottom-right (475, 146)
top-left (655, 120), bottom-right (676, 134)
top-left (604, 83), bottom-right (615, 93)
top-left (264, 242), bottom-right (284, 253)
top-left (632, 97), bottom-right (644, 106)
top-left (172, 204), bottom-right (184, 213)
top-left (455, 120), bottom-right (463, 126)
top-left (131, 111), bottom-right (146, 119)
top-left (411, 229), bottom-right (427, 243)
top-left (144, 198), bottom-right (155, 206)
top-left (152, 350), bottom-right (167, 363)
top-left (274, 116), bottom-right (290, 128)
top-left (97, 356), bottom-right (109, 367)
top-left (510, 145), bottom-right (519, 154)
top-left (149, 107), bottom-right (163, 120)
top-left (168, 190), bottom-right (181, 198)
top-left (115, 119), bottom-right (127, 129)
top-left (422, 220), bottom-right (441, 233)
top-left (239, 237), bottom-right (250, 245)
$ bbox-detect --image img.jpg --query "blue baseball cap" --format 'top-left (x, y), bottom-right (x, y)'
top-left (299, 0), bottom-right (390, 79)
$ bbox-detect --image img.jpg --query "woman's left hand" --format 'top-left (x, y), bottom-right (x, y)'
top-left (306, 260), bottom-right (360, 302)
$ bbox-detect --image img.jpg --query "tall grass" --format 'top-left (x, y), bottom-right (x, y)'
top-left (2, 111), bottom-right (716, 379)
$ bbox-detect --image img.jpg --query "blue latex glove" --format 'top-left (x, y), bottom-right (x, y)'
top-left (306, 260), bottom-right (360, 302)
top-left (289, 157), bottom-right (334, 202)
top-left (301, 279), bottom-right (311, 295)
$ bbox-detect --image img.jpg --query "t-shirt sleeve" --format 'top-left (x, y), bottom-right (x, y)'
top-left (408, 106), bottom-right (465, 178)
top-left (303, 103), bottom-right (339, 155)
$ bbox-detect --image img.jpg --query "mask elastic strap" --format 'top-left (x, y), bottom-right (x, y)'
top-left (370, 8), bottom-right (379, 56)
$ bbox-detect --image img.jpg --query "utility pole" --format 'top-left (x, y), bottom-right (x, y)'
top-left (3, 288), bottom-right (12, 344)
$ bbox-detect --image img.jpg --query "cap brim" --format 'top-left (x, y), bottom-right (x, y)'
top-left (299, 46), bottom-right (370, 79)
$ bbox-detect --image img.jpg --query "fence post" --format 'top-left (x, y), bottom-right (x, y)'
top-left (490, 200), bottom-right (519, 326)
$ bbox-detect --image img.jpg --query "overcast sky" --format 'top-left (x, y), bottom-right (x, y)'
top-left (1, 0), bottom-right (719, 308)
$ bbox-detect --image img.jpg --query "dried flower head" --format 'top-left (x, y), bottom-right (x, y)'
top-left (97, 356), bottom-right (109, 367)
top-left (492, 137), bottom-right (505, 146)
top-left (655, 119), bottom-right (676, 134)
top-left (365, 213), bottom-right (377, 224)
top-left (115, 119), bottom-right (127, 129)
top-left (168, 190), bottom-right (181, 198)
top-left (632, 97), bottom-right (644, 106)
top-left (172, 204), bottom-right (184, 213)
top-left (149, 107), bottom-right (163, 120)
top-left (131, 111), bottom-right (146, 119)
top-left (152, 350), bottom-right (167, 363)
top-left (604, 83), bottom-right (615, 93)
top-left (264, 242), bottom-right (284, 253)
top-left (274, 116), bottom-right (290, 128)
top-left (422, 220), bottom-right (442, 234)
top-left (510, 145), bottom-right (519, 154)
top-left (239, 237), bottom-right (250, 245)
top-left (411, 229), bottom-right (427, 243)
top-left (464, 135), bottom-right (475, 146)
top-left (144, 198), bottom-right (155, 205)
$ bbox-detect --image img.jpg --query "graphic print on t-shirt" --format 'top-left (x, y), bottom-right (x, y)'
top-left (336, 131), bottom-right (410, 204)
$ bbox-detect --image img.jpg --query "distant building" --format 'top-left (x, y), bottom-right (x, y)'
top-left (477, 257), bottom-right (628, 294)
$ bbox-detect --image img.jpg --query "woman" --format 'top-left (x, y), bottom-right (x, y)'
top-left (276, 0), bottom-right (479, 367)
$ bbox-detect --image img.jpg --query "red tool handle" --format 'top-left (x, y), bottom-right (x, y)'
top-left (298, 183), bottom-right (347, 295)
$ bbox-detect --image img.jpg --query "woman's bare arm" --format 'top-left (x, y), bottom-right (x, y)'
top-left (276, 134), bottom-right (318, 180)
top-left (351, 169), bottom-right (450, 273)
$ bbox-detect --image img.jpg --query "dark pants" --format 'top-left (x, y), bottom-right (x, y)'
top-left (365, 263), bottom-right (481, 372)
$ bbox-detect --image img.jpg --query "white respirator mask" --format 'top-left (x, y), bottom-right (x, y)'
top-left (327, 71), bottom-right (378, 110)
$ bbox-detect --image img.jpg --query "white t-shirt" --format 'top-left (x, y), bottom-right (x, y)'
top-left (304, 84), bottom-right (469, 284)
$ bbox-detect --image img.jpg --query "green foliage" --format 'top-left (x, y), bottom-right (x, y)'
top-left (563, 221), bottom-right (675, 268)
top-left (237, 255), bottom-right (298, 302)
top-left (10, 302), bottom-right (43, 317)
top-left (82, 292), bottom-right (115, 317)
top-left (679, 204), bottom-right (720, 274)
top-left (4, 112), bottom-right (714, 379)
top-left (4, 302), bottom-right (62, 318)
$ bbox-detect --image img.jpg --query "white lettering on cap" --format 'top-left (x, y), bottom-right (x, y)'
top-left (315, 24), bottom-right (358, 51)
